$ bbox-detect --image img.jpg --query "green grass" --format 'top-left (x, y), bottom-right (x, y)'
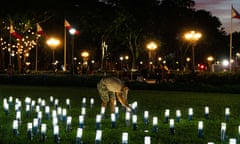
top-left (0, 84), bottom-right (240, 144)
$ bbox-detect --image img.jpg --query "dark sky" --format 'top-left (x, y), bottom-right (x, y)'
top-left (195, 0), bottom-right (240, 33)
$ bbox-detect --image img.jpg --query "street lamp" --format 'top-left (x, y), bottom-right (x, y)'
top-left (207, 56), bottom-right (214, 72)
top-left (46, 38), bottom-right (60, 63)
top-left (69, 28), bottom-right (76, 75)
top-left (125, 55), bottom-right (129, 71)
top-left (120, 56), bottom-right (123, 70)
top-left (146, 41), bottom-right (157, 72)
top-left (81, 51), bottom-right (89, 59)
top-left (236, 52), bottom-right (240, 69)
top-left (184, 31), bottom-right (202, 72)
top-left (46, 38), bottom-right (60, 73)
top-left (185, 57), bottom-right (191, 72)
top-left (81, 51), bottom-right (89, 74)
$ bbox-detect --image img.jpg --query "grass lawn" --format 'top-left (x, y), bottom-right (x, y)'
top-left (0, 84), bottom-right (240, 144)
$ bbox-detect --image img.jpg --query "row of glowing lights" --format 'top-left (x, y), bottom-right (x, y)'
top-left (120, 55), bottom-right (167, 65)
top-left (1, 30), bottom-right (224, 68)
top-left (0, 34), bottom-right (232, 68)
top-left (4, 50), bottom-right (232, 68)
top-left (3, 96), bottom-right (239, 144)
top-left (121, 55), bottom-right (232, 67)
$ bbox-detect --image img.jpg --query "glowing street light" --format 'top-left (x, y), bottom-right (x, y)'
top-left (81, 51), bottom-right (89, 58)
top-left (222, 59), bottom-right (229, 67)
top-left (120, 56), bottom-right (123, 61)
top-left (184, 31), bottom-right (202, 72)
top-left (120, 56), bottom-right (124, 70)
top-left (146, 41), bottom-right (157, 72)
top-left (69, 28), bottom-right (77, 75)
top-left (81, 51), bottom-right (89, 74)
top-left (46, 37), bottom-right (60, 63)
top-left (207, 56), bottom-right (214, 62)
top-left (207, 56), bottom-right (214, 72)
top-left (147, 42), bottom-right (157, 51)
top-left (185, 57), bottom-right (191, 71)
top-left (69, 28), bottom-right (76, 35)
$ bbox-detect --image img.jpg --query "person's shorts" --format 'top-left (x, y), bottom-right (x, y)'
top-left (97, 82), bottom-right (115, 102)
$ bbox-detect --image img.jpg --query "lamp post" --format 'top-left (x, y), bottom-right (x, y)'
top-left (69, 28), bottom-right (76, 75)
top-left (207, 56), bottom-right (214, 72)
top-left (47, 38), bottom-right (60, 63)
top-left (125, 55), bottom-right (129, 70)
top-left (158, 57), bottom-right (162, 64)
top-left (121, 55), bottom-right (129, 71)
top-left (120, 56), bottom-right (123, 70)
top-left (81, 51), bottom-right (89, 74)
top-left (184, 31), bottom-right (202, 72)
top-left (46, 37), bottom-right (60, 72)
top-left (186, 57), bottom-right (191, 72)
top-left (236, 52), bottom-right (240, 69)
top-left (146, 42), bottom-right (157, 73)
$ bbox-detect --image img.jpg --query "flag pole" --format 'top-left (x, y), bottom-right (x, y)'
top-left (35, 43), bottom-right (38, 72)
top-left (101, 36), bottom-right (104, 70)
top-left (230, 5), bottom-right (233, 72)
top-left (64, 19), bottom-right (67, 72)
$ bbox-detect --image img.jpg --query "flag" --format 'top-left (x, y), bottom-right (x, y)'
top-left (230, 5), bottom-right (240, 71)
top-left (74, 29), bottom-right (80, 35)
top-left (64, 19), bottom-right (72, 30)
top-left (10, 25), bottom-right (22, 39)
top-left (36, 23), bottom-right (45, 35)
top-left (232, 6), bottom-right (240, 19)
top-left (64, 19), bottom-right (80, 35)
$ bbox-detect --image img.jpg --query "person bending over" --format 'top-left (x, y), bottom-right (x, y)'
top-left (97, 77), bottom-right (132, 113)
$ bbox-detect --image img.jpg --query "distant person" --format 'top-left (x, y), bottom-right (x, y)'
top-left (97, 77), bottom-right (132, 113)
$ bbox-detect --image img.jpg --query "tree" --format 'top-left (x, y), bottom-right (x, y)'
top-left (1, 0), bottom-right (229, 73)
top-left (74, 0), bottom-right (227, 72)
top-left (103, 0), bottom-right (161, 70)
top-left (0, 8), bottom-right (53, 73)
top-left (155, 0), bottom-right (226, 70)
